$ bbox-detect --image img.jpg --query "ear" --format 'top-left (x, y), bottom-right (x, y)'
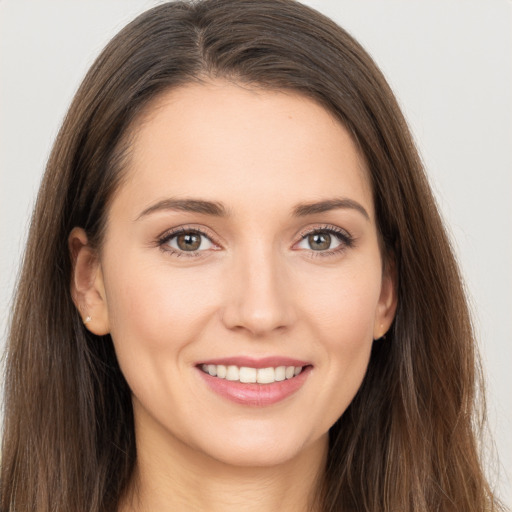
top-left (69, 227), bottom-right (110, 335)
top-left (373, 258), bottom-right (397, 340)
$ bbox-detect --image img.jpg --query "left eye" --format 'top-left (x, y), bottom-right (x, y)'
top-left (166, 231), bottom-right (214, 252)
top-left (296, 231), bottom-right (343, 251)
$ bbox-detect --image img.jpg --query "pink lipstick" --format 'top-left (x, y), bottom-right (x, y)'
top-left (195, 357), bottom-right (312, 406)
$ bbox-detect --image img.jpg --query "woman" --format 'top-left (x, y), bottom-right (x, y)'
top-left (0, 0), bottom-right (503, 511)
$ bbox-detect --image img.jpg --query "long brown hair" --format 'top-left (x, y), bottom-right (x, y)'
top-left (1, 1), bottom-right (502, 511)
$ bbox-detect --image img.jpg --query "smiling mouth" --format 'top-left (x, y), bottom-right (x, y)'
top-left (200, 364), bottom-right (306, 384)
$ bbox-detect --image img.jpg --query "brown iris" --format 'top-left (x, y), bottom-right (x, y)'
top-left (176, 232), bottom-right (202, 251)
top-left (308, 232), bottom-right (331, 250)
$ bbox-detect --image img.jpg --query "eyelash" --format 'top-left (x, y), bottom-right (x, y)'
top-left (156, 224), bottom-right (355, 259)
top-left (157, 226), bottom-right (217, 258)
top-left (297, 225), bottom-right (355, 258)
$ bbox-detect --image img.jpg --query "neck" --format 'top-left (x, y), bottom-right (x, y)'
top-left (119, 415), bottom-right (327, 512)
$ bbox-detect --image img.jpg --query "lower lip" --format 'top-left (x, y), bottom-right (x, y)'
top-left (197, 366), bottom-right (311, 406)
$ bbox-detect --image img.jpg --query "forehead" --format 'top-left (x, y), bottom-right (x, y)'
top-left (114, 80), bottom-right (374, 221)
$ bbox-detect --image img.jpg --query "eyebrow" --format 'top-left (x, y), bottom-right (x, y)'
top-left (136, 196), bottom-right (369, 221)
top-left (293, 198), bottom-right (370, 220)
top-left (137, 198), bottom-right (228, 220)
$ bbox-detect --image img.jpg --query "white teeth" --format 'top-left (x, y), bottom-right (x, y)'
top-left (226, 365), bottom-right (239, 381)
top-left (275, 366), bottom-right (286, 381)
top-left (257, 367), bottom-right (275, 384)
top-left (201, 364), bottom-right (304, 383)
top-left (239, 367), bottom-right (257, 383)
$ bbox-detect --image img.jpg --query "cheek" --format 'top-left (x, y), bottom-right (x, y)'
top-left (101, 256), bottom-right (225, 415)
top-left (303, 264), bottom-right (382, 343)
top-left (103, 255), bottom-right (221, 356)
top-left (300, 264), bottom-right (381, 415)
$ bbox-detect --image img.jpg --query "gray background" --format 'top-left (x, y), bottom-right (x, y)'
top-left (1, 0), bottom-right (510, 505)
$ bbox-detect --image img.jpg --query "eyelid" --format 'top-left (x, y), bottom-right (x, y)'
top-left (157, 225), bottom-right (222, 256)
top-left (293, 224), bottom-right (355, 256)
top-left (295, 224), bottom-right (353, 243)
top-left (155, 223), bottom-right (354, 259)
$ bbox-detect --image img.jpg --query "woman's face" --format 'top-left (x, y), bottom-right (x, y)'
top-left (79, 81), bottom-right (396, 468)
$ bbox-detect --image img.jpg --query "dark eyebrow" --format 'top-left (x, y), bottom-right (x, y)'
top-left (136, 198), bottom-right (228, 220)
top-left (136, 196), bottom-right (369, 221)
top-left (293, 198), bottom-right (370, 220)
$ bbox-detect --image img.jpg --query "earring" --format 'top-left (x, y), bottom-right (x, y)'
top-left (374, 326), bottom-right (387, 341)
top-left (84, 316), bottom-right (92, 325)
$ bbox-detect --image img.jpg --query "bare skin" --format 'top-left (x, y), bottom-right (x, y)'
top-left (70, 80), bottom-right (396, 512)
top-left (119, 429), bottom-right (326, 511)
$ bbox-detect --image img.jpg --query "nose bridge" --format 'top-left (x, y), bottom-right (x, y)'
top-left (222, 240), bottom-right (295, 335)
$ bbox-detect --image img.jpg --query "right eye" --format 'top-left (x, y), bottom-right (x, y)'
top-left (293, 225), bottom-right (355, 257)
top-left (296, 231), bottom-right (344, 252)
top-left (159, 228), bottom-right (215, 256)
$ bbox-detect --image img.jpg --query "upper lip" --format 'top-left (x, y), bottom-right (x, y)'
top-left (196, 356), bottom-right (310, 369)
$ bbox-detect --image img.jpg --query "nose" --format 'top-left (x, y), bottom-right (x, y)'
top-left (221, 245), bottom-right (296, 337)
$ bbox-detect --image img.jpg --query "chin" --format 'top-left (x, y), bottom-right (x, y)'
top-left (192, 426), bottom-right (327, 469)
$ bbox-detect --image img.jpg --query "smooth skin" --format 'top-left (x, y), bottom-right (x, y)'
top-left (70, 80), bottom-right (397, 512)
